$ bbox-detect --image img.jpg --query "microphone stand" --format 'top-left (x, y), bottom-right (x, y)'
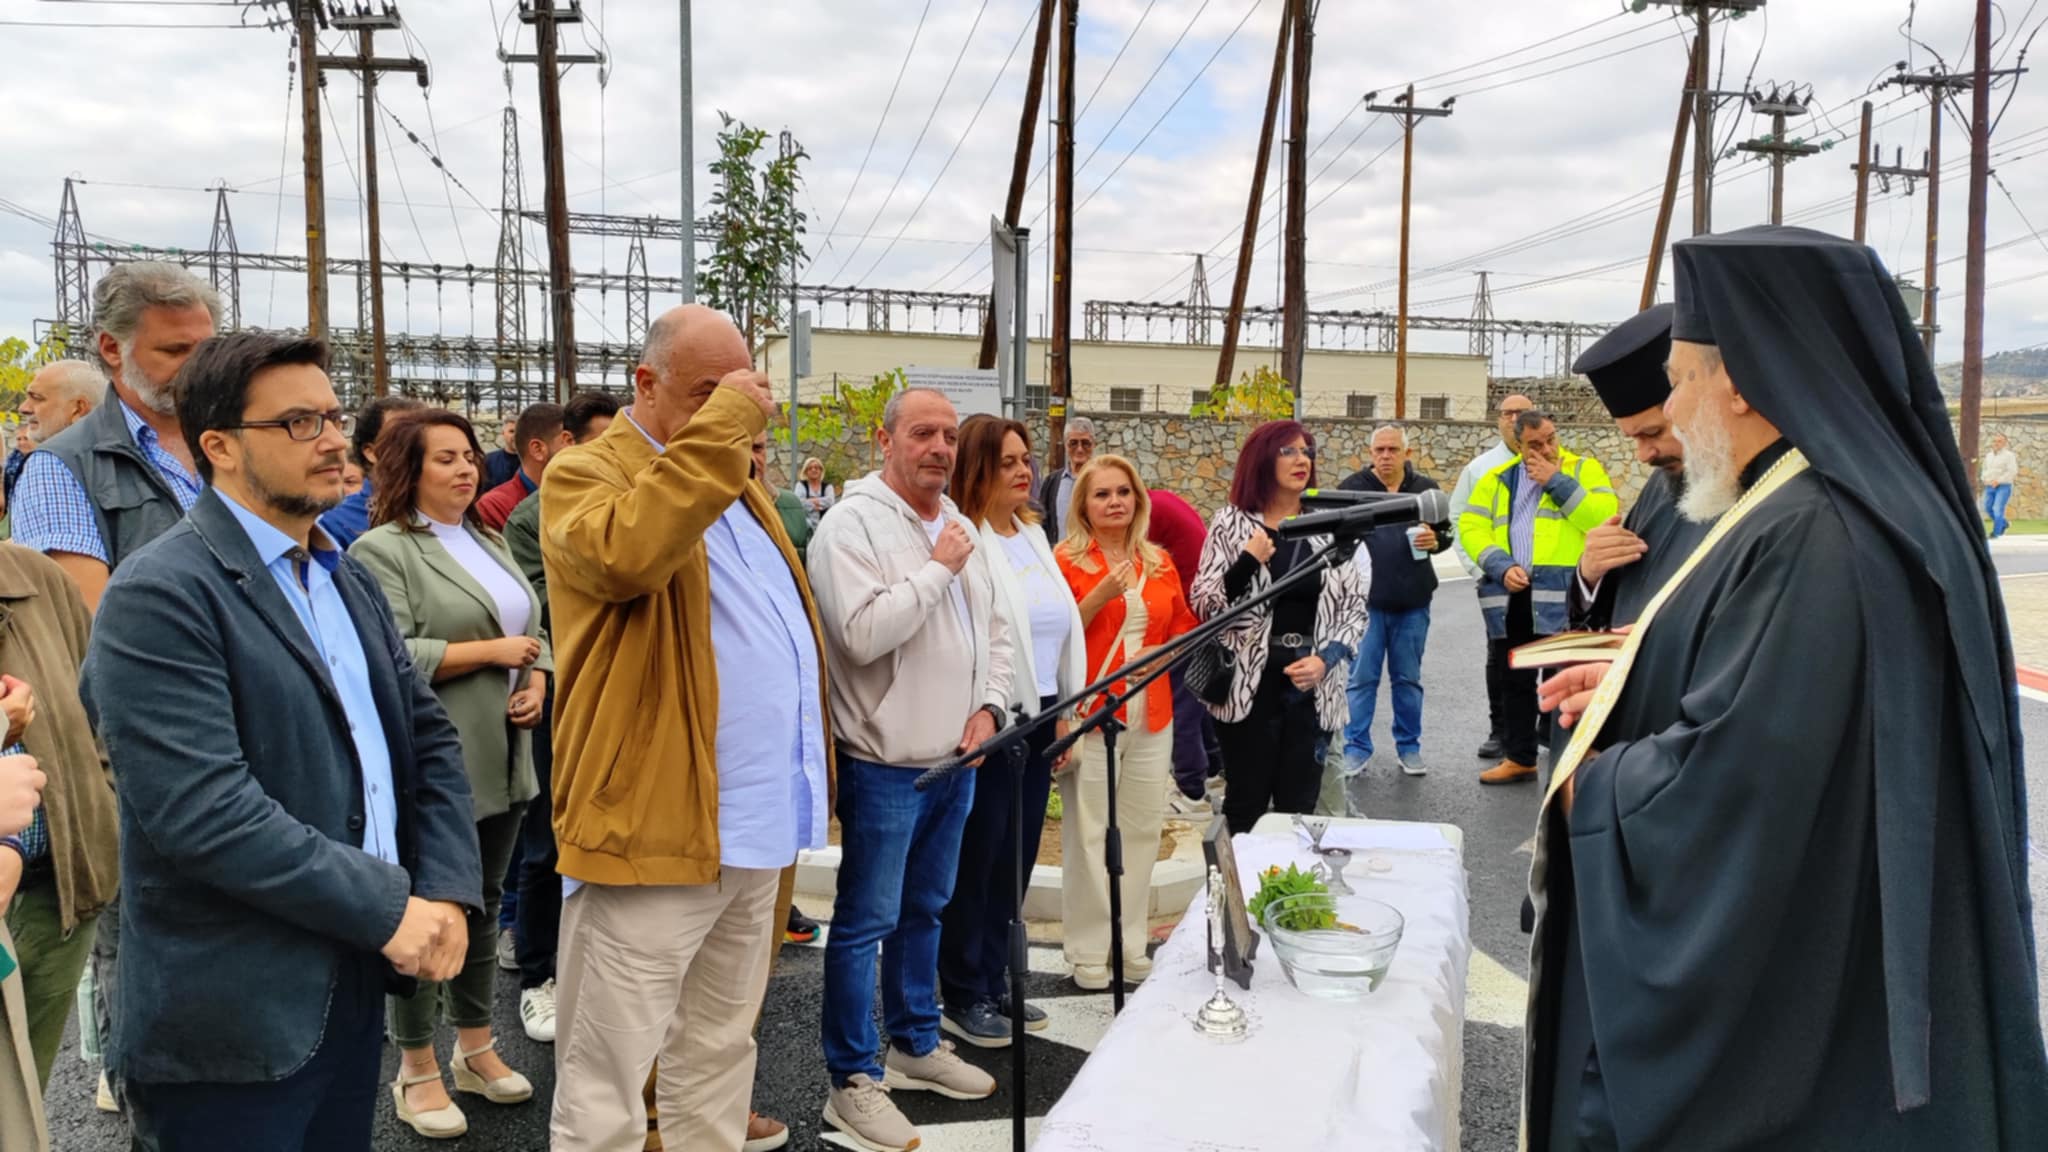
top-left (915, 532), bottom-right (1363, 1152)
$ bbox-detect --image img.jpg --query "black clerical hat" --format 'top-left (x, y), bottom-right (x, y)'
top-left (1573, 303), bottom-right (1673, 419)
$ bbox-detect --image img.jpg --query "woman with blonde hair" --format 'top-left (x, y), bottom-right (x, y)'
top-left (794, 455), bottom-right (836, 528)
top-left (937, 415), bottom-right (1086, 1044)
top-left (1054, 454), bottom-right (1197, 990)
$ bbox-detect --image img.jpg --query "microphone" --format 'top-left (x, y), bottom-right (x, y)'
top-left (1273, 489), bottom-right (1451, 540)
top-left (1300, 487), bottom-right (1418, 508)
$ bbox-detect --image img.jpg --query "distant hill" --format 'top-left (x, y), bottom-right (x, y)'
top-left (1935, 347), bottom-right (2048, 397)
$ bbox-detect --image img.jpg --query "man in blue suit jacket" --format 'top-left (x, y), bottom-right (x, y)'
top-left (81, 332), bottom-right (482, 1152)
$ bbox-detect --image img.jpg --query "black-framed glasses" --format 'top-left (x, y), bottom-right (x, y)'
top-left (230, 411), bottom-right (356, 443)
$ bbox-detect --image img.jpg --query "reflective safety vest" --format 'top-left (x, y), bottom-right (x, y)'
top-left (1457, 449), bottom-right (1618, 639)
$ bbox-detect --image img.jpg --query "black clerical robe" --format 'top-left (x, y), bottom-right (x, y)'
top-left (1524, 442), bottom-right (2045, 1150)
top-left (1567, 468), bottom-right (1708, 631)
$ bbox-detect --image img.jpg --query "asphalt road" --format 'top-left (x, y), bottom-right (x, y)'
top-left (36, 563), bottom-right (2048, 1151)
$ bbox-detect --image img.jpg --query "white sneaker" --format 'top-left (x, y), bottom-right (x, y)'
top-left (520, 979), bottom-right (557, 1043)
top-left (495, 930), bottom-right (518, 973)
top-left (1165, 791), bottom-right (1211, 818)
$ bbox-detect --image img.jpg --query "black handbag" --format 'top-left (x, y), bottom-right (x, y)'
top-left (1182, 638), bottom-right (1238, 707)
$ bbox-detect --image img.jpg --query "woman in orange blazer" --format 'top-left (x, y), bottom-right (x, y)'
top-left (1054, 453), bottom-right (1198, 991)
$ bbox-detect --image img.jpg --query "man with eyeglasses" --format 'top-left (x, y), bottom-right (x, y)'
top-left (80, 332), bottom-right (481, 1151)
top-left (1036, 416), bottom-right (1097, 544)
top-left (1448, 393), bottom-right (1533, 762)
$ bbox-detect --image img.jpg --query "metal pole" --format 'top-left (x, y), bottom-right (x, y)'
top-left (298, 0), bottom-right (328, 340)
top-left (1216, 2), bottom-right (1291, 389)
top-left (360, 24), bottom-right (389, 395)
top-left (1768, 109), bottom-right (1787, 225)
top-left (1014, 225), bottom-right (1031, 419)
top-left (1961, 0), bottom-right (1993, 487)
top-left (678, 0), bottom-right (696, 302)
top-left (1923, 89), bottom-right (1942, 360)
top-left (1852, 100), bottom-right (1874, 244)
top-left (1643, 35), bottom-right (1699, 310)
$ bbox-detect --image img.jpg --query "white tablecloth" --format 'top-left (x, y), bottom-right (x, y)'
top-left (1035, 824), bottom-right (1470, 1152)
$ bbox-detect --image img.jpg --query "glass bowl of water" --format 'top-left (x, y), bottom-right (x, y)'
top-left (1258, 892), bottom-right (1404, 999)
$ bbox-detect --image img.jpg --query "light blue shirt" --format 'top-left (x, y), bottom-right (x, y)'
top-left (218, 491), bottom-right (400, 866)
top-left (13, 397), bottom-right (204, 564)
top-left (628, 409), bottom-right (827, 866)
top-left (1509, 465), bottom-right (1544, 572)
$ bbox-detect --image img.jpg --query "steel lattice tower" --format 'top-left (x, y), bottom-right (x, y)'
top-left (53, 178), bottom-right (92, 353)
top-left (495, 104), bottom-right (528, 406)
top-left (208, 185), bottom-right (243, 330)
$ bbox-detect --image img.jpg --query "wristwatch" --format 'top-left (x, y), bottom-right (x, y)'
top-left (978, 703), bottom-right (1008, 731)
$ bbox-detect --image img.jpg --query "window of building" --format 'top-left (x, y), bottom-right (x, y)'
top-left (1024, 384), bottom-right (1050, 412)
top-left (1191, 388), bottom-right (1212, 410)
top-left (1346, 394), bottom-right (1378, 420)
top-left (1419, 396), bottom-right (1449, 420)
top-left (1110, 387), bottom-right (1144, 414)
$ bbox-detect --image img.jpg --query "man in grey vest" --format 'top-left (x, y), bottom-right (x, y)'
top-left (14, 262), bottom-right (218, 612)
top-left (10, 261), bottom-right (218, 1116)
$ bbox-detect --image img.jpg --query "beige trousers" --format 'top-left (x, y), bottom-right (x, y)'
top-left (549, 868), bottom-right (780, 1152)
top-left (1059, 688), bottom-right (1173, 970)
top-left (0, 922), bottom-right (49, 1152)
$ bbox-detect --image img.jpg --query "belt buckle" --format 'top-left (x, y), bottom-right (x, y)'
top-left (1274, 632), bottom-right (1309, 650)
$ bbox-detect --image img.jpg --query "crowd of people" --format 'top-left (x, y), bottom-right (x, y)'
top-left (0, 222), bottom-right (2042, 1152)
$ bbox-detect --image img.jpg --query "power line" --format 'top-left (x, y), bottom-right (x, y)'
top-left (816, 0), bottom-right (935, 268)
top-left (824, 0), bottom-right (995, 283)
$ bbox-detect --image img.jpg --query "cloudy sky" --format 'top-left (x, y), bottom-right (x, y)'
top-left (2, 0), bottom-right (2041, 375)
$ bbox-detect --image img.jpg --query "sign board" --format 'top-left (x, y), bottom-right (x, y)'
top-left (905, 367), bottom-right (1002, 419)
top-left (791, 310), bottom-right (813, 379)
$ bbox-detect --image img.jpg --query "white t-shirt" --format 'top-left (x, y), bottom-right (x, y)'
top-left (427, 516), bottom-right (532, 690)
top-left (999, 530), bottom-right (1069, 699)
top-left (923, 513), bottom-right (973, 643)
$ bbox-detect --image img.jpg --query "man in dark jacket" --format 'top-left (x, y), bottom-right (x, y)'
top-left (81, 332), bottom-right (481, 1151)
top-left (1337, 426), bottom-right (1452, 779)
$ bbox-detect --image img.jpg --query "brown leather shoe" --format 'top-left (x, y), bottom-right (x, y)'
top-left (1480, 759), bottom-right (1537, 785)
top-left (743, 1112), bottom-right (790, 1152)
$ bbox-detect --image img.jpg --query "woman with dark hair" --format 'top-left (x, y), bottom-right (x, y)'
top-left (1190, 420), bottom-right (1369, 834)
top-left (1056, 453), bottom-right (1198, 989)
top-left (351, 410), bottom-right (548, 1139)
top-left (936, 414), bottom-right (1084, 1043)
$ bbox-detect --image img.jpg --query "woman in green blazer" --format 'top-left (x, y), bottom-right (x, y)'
top-left (351, 409), bottom-right (549, 1140)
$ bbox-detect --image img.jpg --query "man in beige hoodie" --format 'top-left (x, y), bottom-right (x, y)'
top-left (806, 387), bottom-right (1016, 1152)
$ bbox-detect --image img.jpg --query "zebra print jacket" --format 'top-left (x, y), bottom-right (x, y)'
top-left (1189, 502), bottom-right (1370, 732)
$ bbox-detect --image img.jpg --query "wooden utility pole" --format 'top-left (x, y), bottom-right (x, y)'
top-left (1278, 0), bottom-right (1312, 407)
top-left (295, 0), bottom-right (328, 340)
top-left (1961, 0), bottom-right (1994, 486)
top-left (977, 0), bottom-right (1056, 371)
top-left (1736, 86), bottom-right (1819, 225)
top-left (511, 2), bottom-right (601, 401)
top-left (320, 6), bottom-right (427, 396)
top-left (1366, 86), bottom-right (1452, 418)
top-left (1851, 101), bottom-right (1874, 243)
top-left (1216, 2), bottom-right (1292, 389)
top-left (1049, 0), bottom-right (1076, 465)
top-left (1643, 35), bottom-right (1702, 310)
top-left (1645, 0), bottom-right (1768, 235)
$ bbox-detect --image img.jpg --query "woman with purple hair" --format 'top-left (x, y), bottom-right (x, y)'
top-left (1189, 420), bottom-right (1369, 834)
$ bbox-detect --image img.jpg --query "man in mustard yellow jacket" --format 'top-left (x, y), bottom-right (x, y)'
top-left (541, 304), bottom-right (833, 1152)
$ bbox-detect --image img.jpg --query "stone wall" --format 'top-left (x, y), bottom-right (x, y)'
top-left (773, 409), bottom-right (2048, 524)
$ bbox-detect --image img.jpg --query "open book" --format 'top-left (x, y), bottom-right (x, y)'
top-left (1510, 630), bottom-right (1627, 671)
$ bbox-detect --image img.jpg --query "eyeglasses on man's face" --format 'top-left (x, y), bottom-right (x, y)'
top-left (230, 410), bottom-right (356, 443)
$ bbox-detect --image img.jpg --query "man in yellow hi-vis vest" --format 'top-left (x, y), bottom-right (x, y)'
top-left (1458, 410), bottom-right (1617, 785)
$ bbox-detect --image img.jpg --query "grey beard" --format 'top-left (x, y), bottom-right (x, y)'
top-left (122, 355), bottom-right (177, 417)
top-left (1673, 415), bottom-right (1739, 523)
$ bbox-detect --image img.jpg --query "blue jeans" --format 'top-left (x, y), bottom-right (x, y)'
top-left (1986, 484), bottom-right (2014, 537)
top-left (822, 752), bottom-right (975, 1085)
top-left (1343, 606), bottom-right (1431, 765)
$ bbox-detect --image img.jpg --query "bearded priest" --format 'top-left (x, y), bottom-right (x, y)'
top-left (1522, 226), bottom-right (2048, 1151)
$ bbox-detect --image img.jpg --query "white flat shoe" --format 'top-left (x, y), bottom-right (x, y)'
top-left (452, 1039), bottom-right (534, 1104)
top-left (392, 1069), bottom-right (468, 1139)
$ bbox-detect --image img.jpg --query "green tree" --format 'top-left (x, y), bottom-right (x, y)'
top-left (1194, 364), bottom-right (1295, 422)
top-left (0, 328), bottom-right (77, 417)
top-left (699, 114), bottom-right (808, 353)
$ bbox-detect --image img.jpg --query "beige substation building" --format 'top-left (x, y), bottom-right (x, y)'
top-left (757, 329), bottom-right (1492, 422)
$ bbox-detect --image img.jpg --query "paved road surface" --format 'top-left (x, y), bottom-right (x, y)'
top-left (37, 564), bottom-right (2048, 1151)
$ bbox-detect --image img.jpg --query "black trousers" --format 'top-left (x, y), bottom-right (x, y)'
top-left (1484, 625), bottom-right (1507, 743)
top-left (938, 696), bottom-right (1059, 1010)
top-left (515, 685), bottom-right (560, 990)
top-left (126, 955), bottom-right (384, 1152)
top-left (1217, 659), bottom-right (1327, 835)
top-left (1489, 589), bottom-right (1541, 767)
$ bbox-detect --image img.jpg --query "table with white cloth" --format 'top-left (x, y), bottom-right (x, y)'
top-left (1034, 815), bottom-right (1471, 1152)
